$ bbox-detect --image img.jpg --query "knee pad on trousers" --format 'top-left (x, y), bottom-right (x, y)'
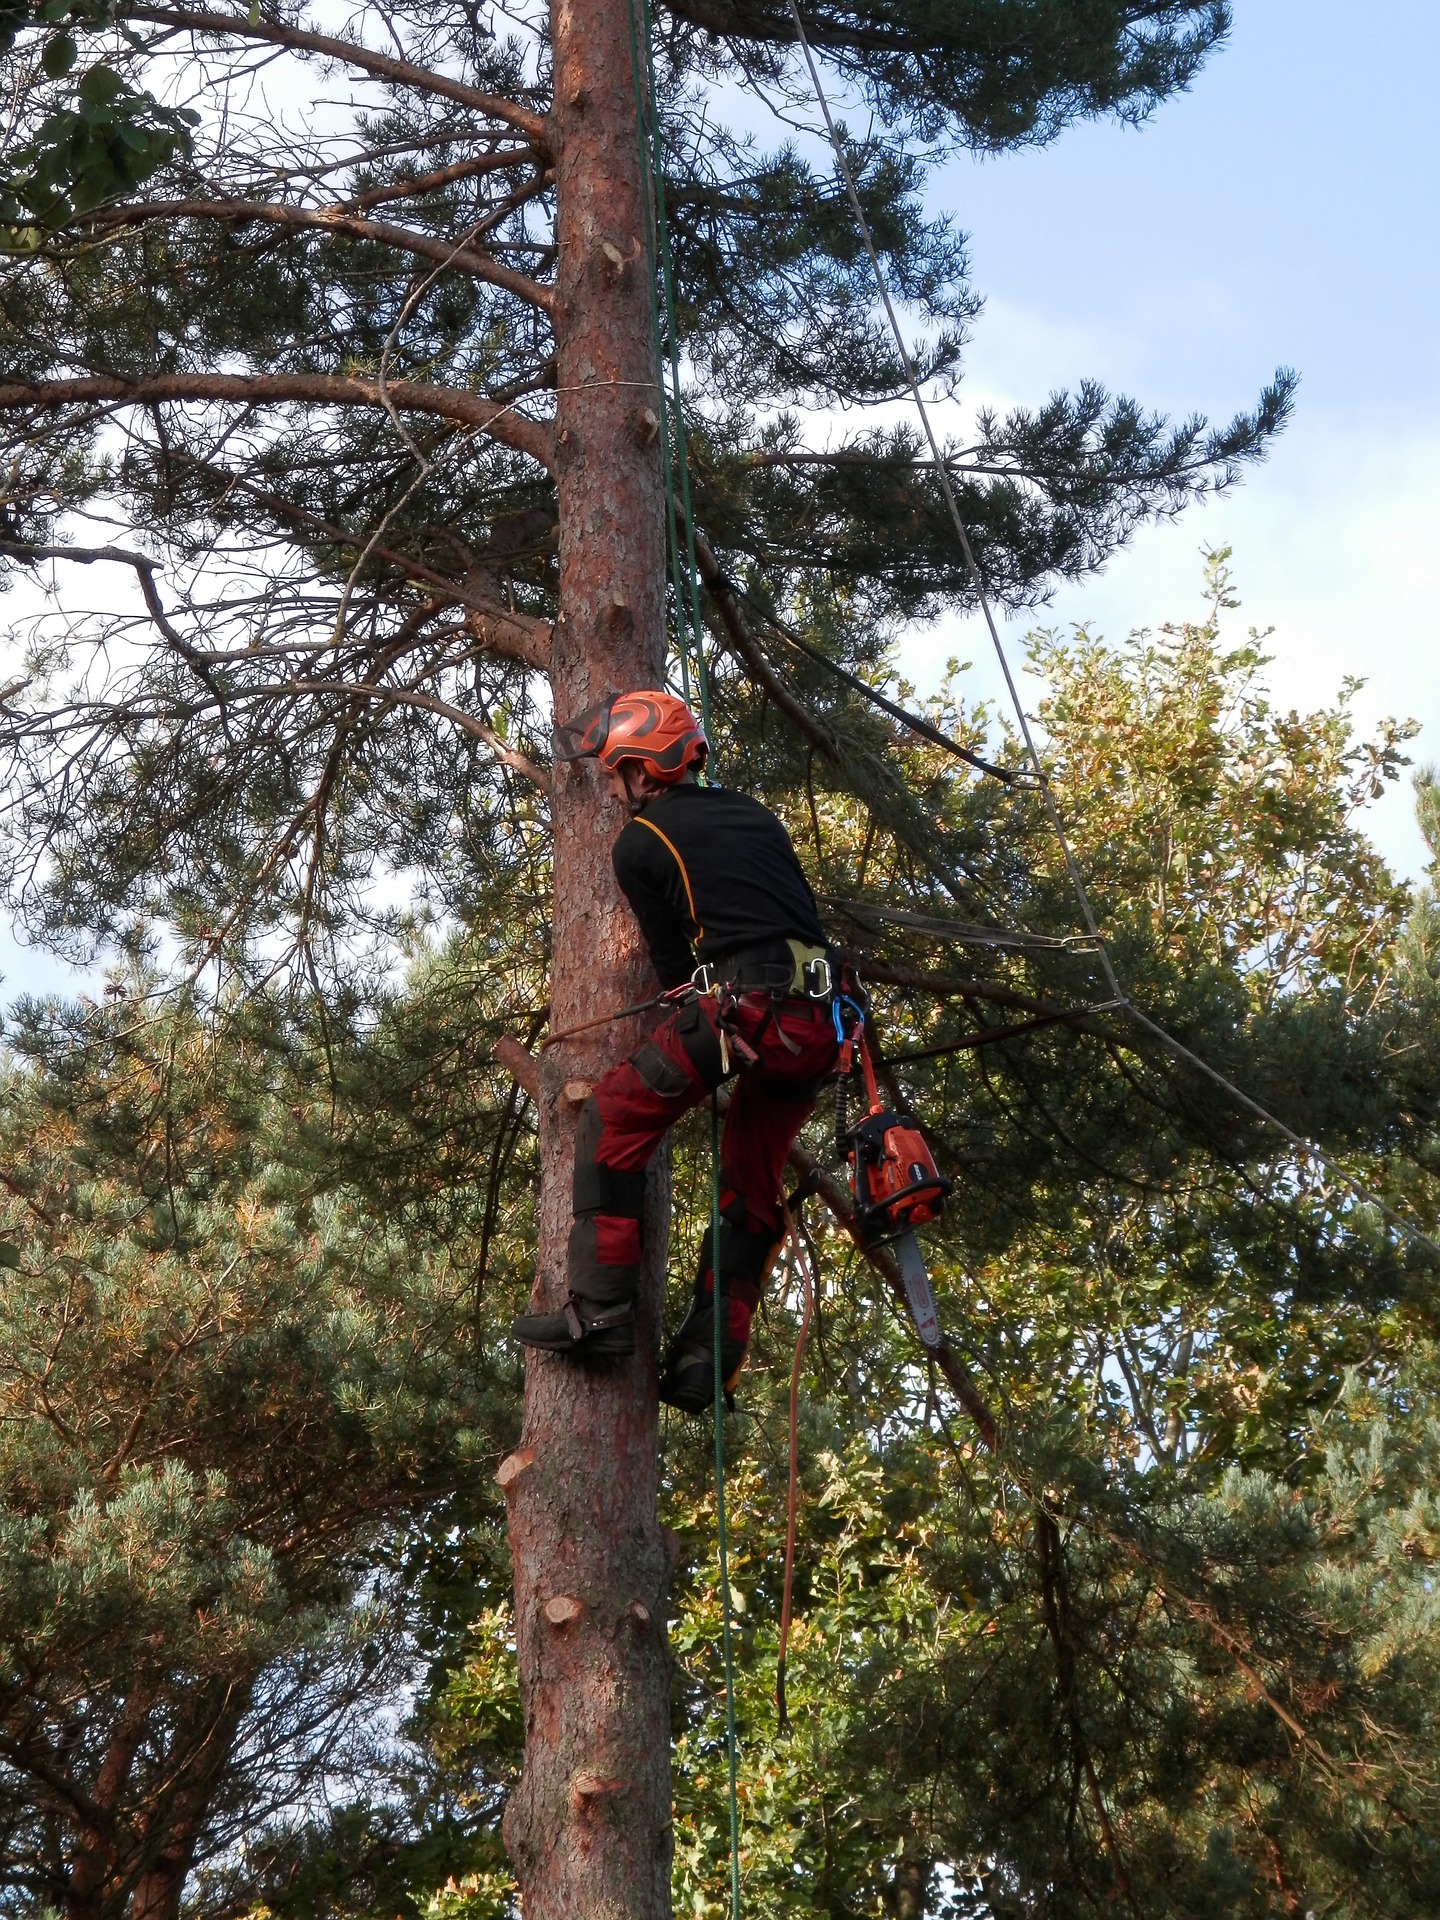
top-left (567, 1217), bottom-right (639, 1307)
top-left (571, 1096), bottom-right (649, 1218)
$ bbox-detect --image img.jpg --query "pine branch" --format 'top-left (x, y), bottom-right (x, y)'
top-left (127, 5), bottom-right (551, 150)
top-left (0, 376), bottom-right (556, 473)
top-left (158, 451), bottom-right (554, 669)
top-left (81, 200), bottom-right (555, 311)
top-left (340, 148), bottom-right (538, 212)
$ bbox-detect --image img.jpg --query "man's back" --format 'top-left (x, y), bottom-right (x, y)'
top-left (612, 782), bottom-right (826, 988)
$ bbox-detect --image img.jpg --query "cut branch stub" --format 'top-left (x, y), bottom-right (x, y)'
top-left (571, 1772), bottom-right (627, 1803)
top-left (495, 1447), bottom-right (538, 1492)
top-left (494, 1036), bottom-right (542, 1099)
top-left (543, 1594), bottom-right (585, 1627)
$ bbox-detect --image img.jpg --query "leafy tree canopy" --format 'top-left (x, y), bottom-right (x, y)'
top-left (4, 570), bottom-right (1437, 1916)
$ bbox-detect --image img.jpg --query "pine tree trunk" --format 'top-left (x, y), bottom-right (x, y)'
top-left (65, 1688), bottom-right (151, 1920)
top-left (499, 0), bottom-right (674, 1911)
top-left (887, 1853), bottom-right (931, 1919)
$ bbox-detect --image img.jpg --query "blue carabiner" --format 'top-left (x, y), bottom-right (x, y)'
top-left (833, 992), bottom-right (865, 1044)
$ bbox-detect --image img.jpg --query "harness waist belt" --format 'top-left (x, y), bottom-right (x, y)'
top-left (706, 938), bottom-right (832, 999)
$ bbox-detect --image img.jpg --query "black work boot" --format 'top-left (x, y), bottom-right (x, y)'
top-left (658, 1294), bottom-right (746, 1412)
top-left (517, 1110), bottom-right (646, 1361)
top-left (511, 1289), bottom-right (636, 1358)
top-left (512, 1205), bottom-right (640, 1360)
top-left (660, 1216), bottom-right (776, 1412)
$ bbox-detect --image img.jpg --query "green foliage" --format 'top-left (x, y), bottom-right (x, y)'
top-left (0, 65), bottom-right (198, 232)
top-left (414, 571), bottom-right (1440, 1916)
top-left (0, 0), bottom-right (1426, 1907)
top-left (0, 563), bottom-right (1435, 1916)
top-left (667, 0), bottom-right (1230, 150)
top-left (652, 1370), bottom-right (1440, 1918)
top-left (0, 0), bottom-right (1285, 962)
top-left (0, 0), bottom-right (198, 237)
top-left (0, 979), bottom-right (526, 1913)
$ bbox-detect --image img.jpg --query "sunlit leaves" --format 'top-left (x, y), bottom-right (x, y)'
top-left (0, 63), bottom-right (198, 236)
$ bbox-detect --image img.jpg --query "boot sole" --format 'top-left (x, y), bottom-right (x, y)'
top-left (511, 1323), bottom-right (635, 1359)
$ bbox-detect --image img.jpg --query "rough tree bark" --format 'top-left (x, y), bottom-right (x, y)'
top-left (498, 0), bottom-right (675, 1912)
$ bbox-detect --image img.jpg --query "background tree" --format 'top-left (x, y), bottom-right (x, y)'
top-left (0, 564), bottom-right (1437, 1915)
top-left (0, 0), bottom-right (1301, 1913)
top-left (0, 975), bottom-right (524, 1920)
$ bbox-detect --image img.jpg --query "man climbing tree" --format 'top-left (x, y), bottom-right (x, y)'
top-left (512, 688), bottom-right (841, 1410)
top-left (0, 0), bottom-right (1288, 1914)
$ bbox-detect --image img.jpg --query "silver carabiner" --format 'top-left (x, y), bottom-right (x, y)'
top-left (803, 955), bottom-right (833, 999)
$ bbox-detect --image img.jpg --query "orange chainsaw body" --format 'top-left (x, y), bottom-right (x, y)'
top-left (848, 1110), bottom-right (950, 1234)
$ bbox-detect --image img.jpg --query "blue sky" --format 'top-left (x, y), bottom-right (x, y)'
top-left (905, 0), bottom-right (1440, 880)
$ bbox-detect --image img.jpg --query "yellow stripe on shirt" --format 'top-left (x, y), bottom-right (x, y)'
top-left (633, 814), bottom-right (704, 945)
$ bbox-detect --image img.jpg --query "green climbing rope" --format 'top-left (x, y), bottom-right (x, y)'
top-left (635, 0), bottom-right (712, 743)
top-left (624, 0), bottom-right (713, 741)
top-left (710, 1093), bottom-right (743, 1920)
top-left (623, 0), bottom-right (695, 707)
top-left (626, 9), bottom-right (741, 1906)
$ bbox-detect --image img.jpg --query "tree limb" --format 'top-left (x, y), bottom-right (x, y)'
top-left (0, 375), bottom-right (555, 473)
top-left (340, 148), bottom-right (537, 211)
top-left (689, 522), bottom-right (838, 757)
top-left (494, 1036), bottom-right (542, 1099)
top-left (84, 199), bottom-right (554, 311)
top-left (127, 5), bottom-right (551, 149)
top-left (155, 454), bottom-right (555, 668)
top-left (0, 538), bottom-right (223, 690)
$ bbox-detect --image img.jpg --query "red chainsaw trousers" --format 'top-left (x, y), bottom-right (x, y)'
top-left (570, 992), bottom-right (840, 1340)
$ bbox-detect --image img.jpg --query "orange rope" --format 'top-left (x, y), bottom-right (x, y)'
top-left (776, 1205), bottom-right (816, 1734)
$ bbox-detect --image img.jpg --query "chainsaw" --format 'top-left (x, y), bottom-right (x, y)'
top-left (838, 1018), bottom-right (951, 1349)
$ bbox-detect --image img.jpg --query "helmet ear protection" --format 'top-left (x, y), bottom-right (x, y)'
top-left (554, 689), bottom-right (708, 784)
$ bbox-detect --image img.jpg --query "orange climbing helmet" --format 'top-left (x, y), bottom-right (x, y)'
top-left (554, 689), bottom-right (707, 783)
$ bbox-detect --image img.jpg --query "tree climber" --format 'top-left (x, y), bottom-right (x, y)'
top-left (512, 690), bottom-right (840, 1412)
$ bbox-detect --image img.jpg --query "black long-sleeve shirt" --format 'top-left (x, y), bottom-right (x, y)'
top-left (611, 782), bottom-right (827, 989)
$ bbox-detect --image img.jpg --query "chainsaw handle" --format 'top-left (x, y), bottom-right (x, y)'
top-left (855, 1172), bottom-right (952, 1224)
